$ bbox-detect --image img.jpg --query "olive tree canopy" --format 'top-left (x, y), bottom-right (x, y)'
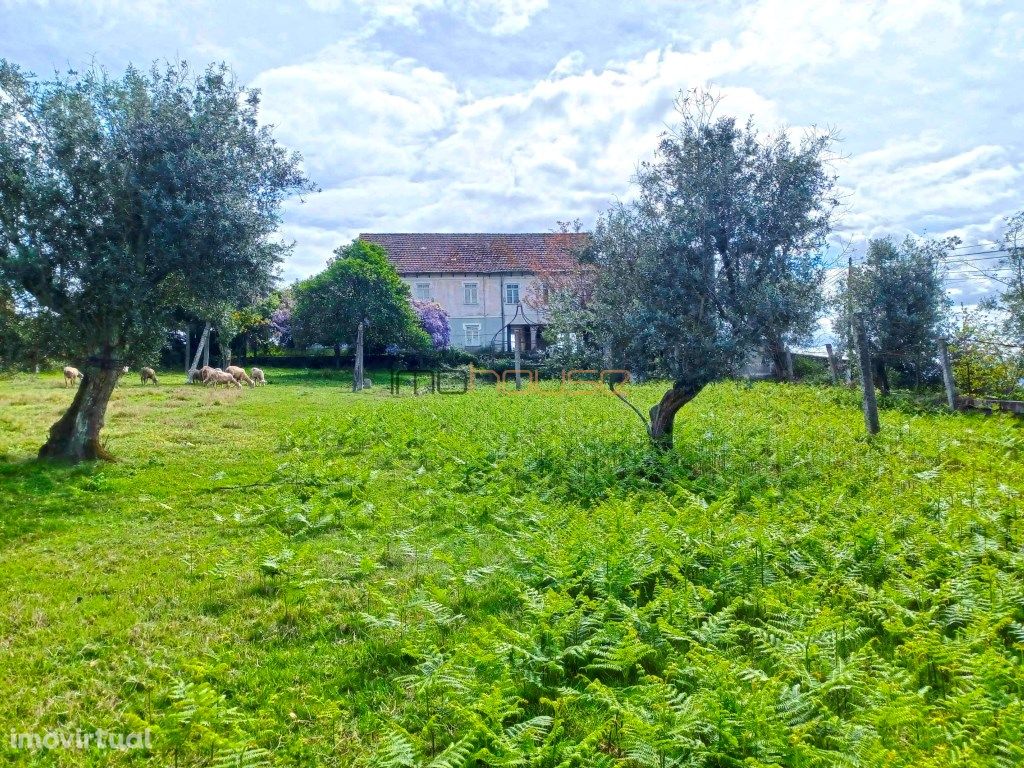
top-left (834, 236), bottom-right (952, 393)
top-left (577, 92), bottom-right (839, 447)
top-left (0, 60), bottom-right (314, 460)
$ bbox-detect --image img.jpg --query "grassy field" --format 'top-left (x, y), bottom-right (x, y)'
top-left (1, 369), bottom-right (1023, 767)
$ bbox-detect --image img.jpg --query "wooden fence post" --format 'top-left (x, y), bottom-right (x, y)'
top-left (938, 338), bottom-right (957, 410)
top-left (825, 343), bottom-right (839, 385)
top-left (854, 313), bottom-right (880, 435)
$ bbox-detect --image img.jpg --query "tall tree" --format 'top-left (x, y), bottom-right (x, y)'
top-left (988, 210), bottom-right (1024, 343)
top-left (834, 236), bottom-right (951, 393)
top-left (574, 92), bottom-right (838, 447)
top-left (0, 60), bottom-right (313, 460)
top-left (291, 239), bottom-right (428, 390)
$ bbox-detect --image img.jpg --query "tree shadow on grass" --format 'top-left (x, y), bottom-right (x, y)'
top-left (0, 458), bottom-right (106, 545)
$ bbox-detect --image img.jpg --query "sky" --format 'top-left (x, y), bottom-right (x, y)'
top-left (1, 0), bottom-right (1022, 307)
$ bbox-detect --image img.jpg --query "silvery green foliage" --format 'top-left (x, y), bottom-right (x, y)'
top-left (0, 60), bottom-right (314, 368)
top-left (575, 92), bottom-right (838, 391)
top-left (996, 210), bottom-right (1024, 343)
top-left (834, 236), bottom-right (952, 385)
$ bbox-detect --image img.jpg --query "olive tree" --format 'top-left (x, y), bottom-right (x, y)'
top-left (0, 60), bottom-right (313, 460)
top-left (579, 92), bottom-right (838, 448)
top-left (833, 236), bottom-right (951, 393)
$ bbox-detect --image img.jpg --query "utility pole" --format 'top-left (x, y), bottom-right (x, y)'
top-left (854, 312), bottom-right (880, 435)
top-left (938, 338), bottom-right (957, 410)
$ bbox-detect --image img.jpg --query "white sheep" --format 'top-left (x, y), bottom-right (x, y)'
top-left (63, 366), bottom-right (83, 387)
top-left (206, 369), bottom-right (242, 388)
top-left (190, 365), bottom-right (216, 384)
top-left (251, 367), bottom-right (267, 386)
top-left (140, 367), bottom-right (159, 385)
top-left (225, 365), bottom-right (255, 388)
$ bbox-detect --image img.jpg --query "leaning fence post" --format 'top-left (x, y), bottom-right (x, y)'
top-left (854, 313), bottom-right (880, 435)
top-left (938, 338), bottom-right (957, 410)
top-left (825, 343), bottom-right (839, 385)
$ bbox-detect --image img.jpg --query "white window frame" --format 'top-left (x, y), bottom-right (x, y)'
top-left (505, 283), bottom-right (520, 304)
top-left (463, 281), bottom-right (479, 305)
top-left (414, 282), bottom-right (431, 301)
top-left (463, 323), bottom-right (481, 347)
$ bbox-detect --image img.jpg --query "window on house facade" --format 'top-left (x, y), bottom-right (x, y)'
top-left (505, 283), bottom-right (519, 304)
top-left (414, 282), bottom-right (430, 301)
top-left (464, 323), bottom-right (481, 347)
top-left (464, 282), bottom-right (478, 305)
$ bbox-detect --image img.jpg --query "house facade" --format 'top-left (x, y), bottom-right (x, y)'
top-left (359, 233), bottom-right (584, 353)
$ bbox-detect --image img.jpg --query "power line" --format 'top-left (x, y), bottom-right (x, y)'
top-left (949, 240), bottom-right (1005, 251)
top-left (942, 247), bottom-right (1010, 260)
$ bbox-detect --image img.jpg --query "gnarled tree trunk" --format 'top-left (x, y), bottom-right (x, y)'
top-left (39, 365), bottom-right (121, 461)
top-left (875, 357), bottom-right (891, 396)
top-left (648, 385), bottom-right (701, 450)
top-left (767, 333), bottom-right (791, 382)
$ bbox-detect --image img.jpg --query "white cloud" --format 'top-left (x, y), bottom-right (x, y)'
top-left (255, 40), bottom-right (797, 276)
top-left (303, 0), bottom-right (547, 35)
top-left (836, 134), bottom-right (1023, 246)
top-left (1, 0), bottom-right (190, 22)
top-left (245, 0), bottom-right (1021, 281)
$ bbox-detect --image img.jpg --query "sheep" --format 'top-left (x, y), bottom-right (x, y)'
top-left (225, 365), bottom-right (255, 387)
top-left (206, 369), bottom-right (242, 389)
top-left (251, 367), bottom-right (267, 386)
top-left (190, 365), bottom-right (216, 384)
top-left (63, 366), bottom-right (83, 387)
top-left (140, 367), bottom-right (159, 386)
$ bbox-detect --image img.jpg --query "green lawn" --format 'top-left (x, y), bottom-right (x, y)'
top-left (1, 369), bottom-right (1023, 767)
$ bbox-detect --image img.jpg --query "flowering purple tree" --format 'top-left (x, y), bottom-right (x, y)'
top-left (412, 300), bottom-right (450, 349)
top-left (269, 294), bottom-right (293, 347)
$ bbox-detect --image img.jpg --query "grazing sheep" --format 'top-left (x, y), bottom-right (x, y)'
top-left (251, 367), bottom-right (266, 386)
top-left (225, 365), bottom-right (255, 387)
top-left (206, 369), bottom-right (242, 388)
top-left (140, 367), bottom-right (159, 385)
top-left (190, 365), bottom-right (217, 384)
top-left (63, 366), bottom-right (83, 387)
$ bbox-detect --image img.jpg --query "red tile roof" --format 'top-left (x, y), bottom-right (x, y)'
top-left (359, 232), bottom-right (585, 275)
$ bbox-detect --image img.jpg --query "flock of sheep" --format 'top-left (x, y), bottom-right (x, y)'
top-left (188, 364), bottom-right (267, 388)
top-left (61, 364), bottom-right (267, 388)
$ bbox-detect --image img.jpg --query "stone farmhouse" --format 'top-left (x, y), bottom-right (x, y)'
top-left (359, 232), bottom-right (585, 353)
